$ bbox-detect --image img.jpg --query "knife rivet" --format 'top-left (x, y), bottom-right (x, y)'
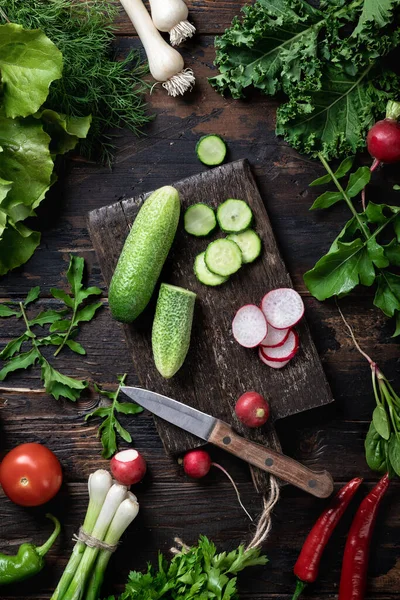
top-left (265, 458), bottom-right (274, 467)
top-left (223, 436), bottom-right (231, 445)
top-left (308, 479), bottom-right (317, 488)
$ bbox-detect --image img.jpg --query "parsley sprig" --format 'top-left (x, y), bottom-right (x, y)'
top-left (86, 374), bottom-right (143, 458)
top-left (105, 536), bottom-right (268, 600)
top-left (0, 255), bottom-right (102, 401)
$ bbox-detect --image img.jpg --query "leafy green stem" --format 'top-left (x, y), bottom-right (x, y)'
top-left (19, 302), bottom-right (38, 348)
top-left (53, 306), bottom-right (77, 357)
top-left (318, 153), bottom-right (370, 239)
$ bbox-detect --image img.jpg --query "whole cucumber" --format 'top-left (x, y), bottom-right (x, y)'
top-left (152, 283), bottom-right (196, 378)
top-left (109, 186), bottom-right (180, 322)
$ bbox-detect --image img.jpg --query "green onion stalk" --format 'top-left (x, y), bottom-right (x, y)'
top-left (84, 492), bottom-right (140, 600)
top-left (62, 483), bottom-right (128, 600)
top-left (51, 470), bottom-right (113, 600)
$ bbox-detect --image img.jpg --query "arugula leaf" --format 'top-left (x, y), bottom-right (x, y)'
top-left (24, 286), bottom-right (41, 306)
top-left (309, 156), bottom-right (355, 186)
top-left (0, 304), bottom-right (20, 317)
top-left (51, 255), bottom-right (102, 356)
top-left (276, 64), bottom-right (399, 158)
top-left (85, 374), bottom-right (143, 458)
top-left (310, 191), bottom-right (343, 210)
top-left (353, 0), bottom-right (400, 36)
top-left (40, 359), bottom-right (87, 401)
top-left (0, 348), bottom-right (39, 380)
top-left (0, 333), bottom-right (29, 360)
top-left (0, 23), bottom-right (62, 118)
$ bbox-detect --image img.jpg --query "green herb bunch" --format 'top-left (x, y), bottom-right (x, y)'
top-left (86, 374), bottom-right (143, 459)
top-left (0, 0), bottom-right (151, 165)
top-left (304, 149), bottom-right (400, 335)
top-left (0, 255), bottom-right (102, 401)
top-left (105, 536), bottom-right (268, 600)
top-left (211, 0), bottom-right (400, 159)
top-left (340, 310), bottom-right (400, 478)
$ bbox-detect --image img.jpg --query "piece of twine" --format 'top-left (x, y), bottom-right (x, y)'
top-left (170, 474), bottom-right (280, 554)
top-left (72, 527), bottom-right (118, 553)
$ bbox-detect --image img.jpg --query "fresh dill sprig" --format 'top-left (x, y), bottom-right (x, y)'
top-left (0, 0), bottom-right (151, 165)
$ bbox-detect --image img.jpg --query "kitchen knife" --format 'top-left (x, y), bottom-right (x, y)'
top-left (121, 386), bottom-right (334, 499)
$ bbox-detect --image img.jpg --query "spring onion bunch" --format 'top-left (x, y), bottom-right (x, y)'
top-left (51, 470), bottom-right (139, 600)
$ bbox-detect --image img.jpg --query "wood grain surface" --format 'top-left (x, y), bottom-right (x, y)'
top-left (0, 1), bottom-right (399, 599)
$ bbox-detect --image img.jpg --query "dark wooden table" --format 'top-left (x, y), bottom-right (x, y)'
top-left (0, 2), bottom-right (399, 599)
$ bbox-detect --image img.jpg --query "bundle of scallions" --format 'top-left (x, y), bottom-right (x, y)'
top-left (51, 470), bottom-right (139, 600)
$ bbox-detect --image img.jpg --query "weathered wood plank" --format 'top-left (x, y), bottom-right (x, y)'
top-left (88, 160), bottom-right (333, 495)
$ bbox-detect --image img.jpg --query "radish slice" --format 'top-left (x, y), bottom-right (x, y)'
top-left (260, 330), bottom-right (299, 362)
top-left (259, 347), bottom-right (289, 369)
top-left (261, 288), bottom-right (304, 329)
top-left (260, 325), bottom-right (290, 348)
top-left (232, 304), bottom-right (268, 348)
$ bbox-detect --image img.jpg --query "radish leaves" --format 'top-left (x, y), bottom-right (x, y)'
top-left (304, 155), bottom-right (400, 334)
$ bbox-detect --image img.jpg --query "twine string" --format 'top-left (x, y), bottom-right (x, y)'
top-left (72, 527), bottom-right (118, 553)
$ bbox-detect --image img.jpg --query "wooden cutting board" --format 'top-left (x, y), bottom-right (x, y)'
top-left (88, 160), bottom-right (333, 493)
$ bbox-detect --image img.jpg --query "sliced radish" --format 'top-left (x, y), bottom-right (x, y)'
top-left (232, 304), bottom-right (268, 348)
top-left (259, 347), bottom-right (289, 369)
top-left (261, 288), bottom-right (304, 329)
top-left (260, 325), bottom-right (290, 348)
top-left (260, 330), bottom-right (299, 362)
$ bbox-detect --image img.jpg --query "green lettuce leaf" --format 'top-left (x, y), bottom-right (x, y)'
top-left (36, 109), bottom-right (92, 154)
top-left (0, 221), bottom-right (41, 276)
top-left (0, 23), bottom-right (62, 118)
top-left (276, 64), bottom-right (399, 158)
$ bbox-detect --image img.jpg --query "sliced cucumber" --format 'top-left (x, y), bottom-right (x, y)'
top-left (184, 204), bottom-right (216, 237)
top-left (204, 238), bottom-right (242, 277)
top-left (196, 135), bottom-right (227, 166)
top-left (217, 199), bottom-right (252, 233)
top-left (227, 229), bottom-right (262, 264)
top-left (194, 252), bottom-right (229, 286)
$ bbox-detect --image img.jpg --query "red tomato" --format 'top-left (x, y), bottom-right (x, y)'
top-left (0, 443), bottom-right (62, 506)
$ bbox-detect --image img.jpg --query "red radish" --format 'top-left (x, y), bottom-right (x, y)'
top-left (260, 324), bottom-right (290, 348)
top-left (182, 449), bottom-right (252, 520)
top-left (362, 100), bottom-right (400, 209)
top-left (261, 288), bottom-right (304, 329)
top-left (110, 448), bottom-right (147, 486)
top-left (235, 391), bottom-right (270, 427)
top-left (261, 330), bottom-right (299, 362)
top-left (232, 304), bottom-right (268, 348)
top-left (183, 449), bottom-right (211, 479)
top-left (259, 347), bottom-right (290, 368)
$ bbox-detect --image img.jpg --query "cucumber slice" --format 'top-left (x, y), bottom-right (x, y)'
top-left (227, 229), bottom-right (262, 264)
top-left (184, 204), bottom-right (216, 237)
top-left (204, 238), bottom-right (242, 277)
top-left (194, 252), bottom-right (229, 286)
top-left (196, 135), bottom-right (227, 166)
top-left (217, 199), bottom-right (252, 233)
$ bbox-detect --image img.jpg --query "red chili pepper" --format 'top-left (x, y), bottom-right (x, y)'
top-left (338, 473), bottom-right (389, 600)
top-left (292, 477), bottom-right (363, 600)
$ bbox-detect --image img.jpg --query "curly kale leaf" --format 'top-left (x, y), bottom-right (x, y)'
top-left (276, 64), bottom-right (400, 158)
top-left (353, 0), bottom-right (400, 36)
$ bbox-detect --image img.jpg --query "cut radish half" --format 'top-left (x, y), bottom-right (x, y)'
top-left (261, 288), bottom-right (304, 329)
top-left (260, 325), bottom-right (290, 348)
top-left (232, 304), bottom-right (268, 348)
top-left (259, 347), bottom-right (289, 369)
top-left (260, 330), bottom-right (299, 362)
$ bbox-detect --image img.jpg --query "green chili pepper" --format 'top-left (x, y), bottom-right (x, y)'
top-left (0, 514), bottom-right (60, 585)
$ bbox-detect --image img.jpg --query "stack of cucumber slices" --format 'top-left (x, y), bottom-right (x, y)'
top-left (184, 199), bottom-right (262, 286)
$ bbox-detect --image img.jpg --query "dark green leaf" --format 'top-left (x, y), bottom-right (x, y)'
top-left (114, 419), bottom-right (132, 444)
top-left (310, 191), bottom-right (343, 210)
top-left (0, 348), bottom-right (39, 380)
top-left (40, 360), bottom-right (87, 401)
top-left (66, 339), bottom-right (86, 355)
top-left (98, 416), bottom-right (117, 459)
top-left (85, 406), bottom-right (111, 420)
top-left (365, 422), bottom-right (388, 473)
top-left (373, 405), bottom-right (391, 440)
top-left (365, 202), bottom-right (400, 225)
top-left (24, 286), bottom-right (41, 306)
top-left (309, 173), bottom-right (332, 187)
top-left (0, 304), bottom-right (20, 317)
top-left (0, 333), bottom-right (28, 360)
top-left (50, 287), bottom-right (74, 308)
top-left (93, 382), bottom-right (115, 400)
top-left (366, 238), bottom-right (389, 269)
top-left (353, 0), bottom-right (399, 36)
top-left (74, 302), bottom-right (102, 325)
top-left (0, 221), bottom-right (41, 277)
top-left (335, 156), bottom-right (355, 179)
top-left (37, 335), bottom-right (65, 347)
top-left (304, 239), bottom-right (375, 300)
top-left (388, 434), bottom-right (400, 476)
top-left (49, 320), bottom-right (71, 333)
top-left (392, 313), bottom-right (400, 338)
top-left (374, 271), bottom-right (400, 317)
top-left (76, 286), bottom-right (102, 303)
top-left (345, 166), bottom-right (371, 198)
top-left (383, 239), bottom-right (400, 267)
top-left (29, 309), bottom-right (68, 327)
top-left (115, 401), bottom-right (143, 415)
top-left (66, 255), bottom-right (84, 299)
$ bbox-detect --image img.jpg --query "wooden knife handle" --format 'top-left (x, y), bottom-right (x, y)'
top-left (209, 421), bottom-right (334, 498)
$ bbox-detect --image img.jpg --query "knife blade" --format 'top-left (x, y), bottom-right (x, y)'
top-left (122, 386), bottom-right (334, 499)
